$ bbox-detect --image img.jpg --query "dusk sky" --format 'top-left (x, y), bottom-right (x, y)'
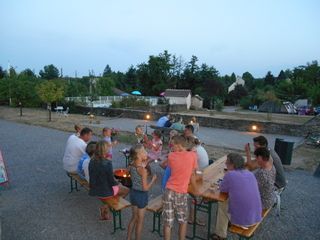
top-left (1, 0), bottom-right (319, 78)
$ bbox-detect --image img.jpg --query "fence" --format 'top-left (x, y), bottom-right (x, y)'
top-left (65, 96), bottom-right (160, 108)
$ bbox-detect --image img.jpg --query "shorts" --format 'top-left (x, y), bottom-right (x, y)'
top-left (163, 189), bottom-right (188, 227)
top-left (130, 189), bottom-right (148, 209)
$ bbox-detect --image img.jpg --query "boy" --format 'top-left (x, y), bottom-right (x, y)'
top-left (163, 135), bottom-right (198, 240)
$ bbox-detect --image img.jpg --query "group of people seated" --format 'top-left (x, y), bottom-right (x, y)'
top-left (156, 114), bottom-right (200, 133)
top-left (62, 118), bottom-right (286, 240)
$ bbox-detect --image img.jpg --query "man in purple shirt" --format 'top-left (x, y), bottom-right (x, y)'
top-left (212, 153), bottom-right (262, 240)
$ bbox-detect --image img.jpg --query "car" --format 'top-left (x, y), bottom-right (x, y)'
top-left (314, 106), bottom-right (320, 115)
top-left (297, 106), bottom-right (314, 115)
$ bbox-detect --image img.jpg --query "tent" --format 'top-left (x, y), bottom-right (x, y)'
top-left (131, 90), bottom-right (142, 95)
top-left (258, 101), bottom-right (296, 114)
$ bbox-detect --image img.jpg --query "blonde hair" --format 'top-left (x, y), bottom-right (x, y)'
top-left (129, 144), bottom-right (145, 163)
top-left (171, 135), bottom-right (187, 148)
top-left (93, 141), bottom-right (111, 161)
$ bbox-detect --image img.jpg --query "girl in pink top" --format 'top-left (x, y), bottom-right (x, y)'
top-left (146, 130), bottom-right (163, 162)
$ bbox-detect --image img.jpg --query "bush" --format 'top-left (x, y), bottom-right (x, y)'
top-left (239, 96), bottom-right (252, 109)
top-left (214, 98), bottom-right (224, 111)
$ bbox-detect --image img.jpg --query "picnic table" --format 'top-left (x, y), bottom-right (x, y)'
top-left (187, 155), bottom-right (228, 240)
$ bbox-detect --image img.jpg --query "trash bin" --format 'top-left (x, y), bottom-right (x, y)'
top-left (274, 138), bottom-right (294, 165)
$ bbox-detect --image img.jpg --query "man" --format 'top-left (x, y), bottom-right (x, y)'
top-left (245, 135), bottom-right (286, 189)
top-left (211, 153), bottom-right (262, 240)
top-left (254, 148), bottom-right (276, 210)
top-left (63, 127), bottom-right (93, 173)
top-left (156, 114), bottom-right (170, 127)
top-left (183, 124), bottom-right (195, 138)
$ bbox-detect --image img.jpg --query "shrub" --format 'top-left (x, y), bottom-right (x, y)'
top-left (214, 98), bottom-right (224, 112)
top-left (239, 96), bottom-right (252, 109)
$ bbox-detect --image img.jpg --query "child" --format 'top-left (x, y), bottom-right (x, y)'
top-left (89, 141), bottom-right (129, 220)
top-left (146, 129), bottom-right (162, 162)
top-left (163, 135), bottom-right (199, 240)
top-left (77, 141), bottom-right (96, 182)
top-left (135, 125), bottom-right (148, 144)
top-left (102, 127), bottom-right (118, 159)
top-left (190, 116), bottom-right (199, 133)
top-left (127, 144), bottom-right (157, 240)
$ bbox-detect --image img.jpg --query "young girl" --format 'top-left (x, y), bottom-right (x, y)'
top-left (89, 141), bottom-right (129, 220)
top-left (127, 144), bottom-right (157, 240)
top-left (135, 125), bottom-right (148, 144)
top-left (146, 129), bottom-right (162, 162)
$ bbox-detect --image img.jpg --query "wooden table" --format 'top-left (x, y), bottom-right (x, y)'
top-left (187, 155), bottom-right (228, 240)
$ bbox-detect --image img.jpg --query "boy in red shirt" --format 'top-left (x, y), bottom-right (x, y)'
top-left (163, 135), bottom-right (198, 240)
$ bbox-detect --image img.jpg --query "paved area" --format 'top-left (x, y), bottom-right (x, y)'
top-left (0, 119), bottom-right (319, 240)
top-left (88, 117), bottom-right (303, 149)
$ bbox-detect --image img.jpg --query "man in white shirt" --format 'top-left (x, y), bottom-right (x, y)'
top-left (63, 127), bottom-right (93, 173)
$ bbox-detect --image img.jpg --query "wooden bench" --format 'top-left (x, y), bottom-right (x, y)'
top-left (102, 197), bottom-right (132, 234)
top-left (67, 173), bottom-right (131, 234)
top-left (146, 195), bottom-right (163, 236)
top-left (229, 208), bottom-right (272, 240)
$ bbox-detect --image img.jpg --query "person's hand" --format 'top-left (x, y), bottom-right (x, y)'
top-left (152, 174), bottom-right (157, 182)
top-left (244, 143), bottom-right (250, 153)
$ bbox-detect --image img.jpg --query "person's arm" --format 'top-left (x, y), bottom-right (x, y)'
top-left (245, 143), bottom-right (259, 170)
top-left (138, 167), bottom-right (157, 191)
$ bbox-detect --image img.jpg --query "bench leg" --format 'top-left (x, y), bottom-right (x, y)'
top-left (151, 211), bottom-right (162, 236)
top-left (68, 174), bottom-right (79, 193)
top-left (110, 209), bottom-right (125, 234)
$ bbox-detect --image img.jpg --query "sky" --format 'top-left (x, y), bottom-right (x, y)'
top-left (1, 0), bottom-right (319, 78)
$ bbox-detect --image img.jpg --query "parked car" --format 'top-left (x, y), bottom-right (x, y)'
top-left (297, 106), bottom-right (314, 115)
top-left (314, 106), bottom-right (320, 115)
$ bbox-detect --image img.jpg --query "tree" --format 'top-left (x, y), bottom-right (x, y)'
top-left (39, 64), bottom-right (60, 79)
top-left (228, 84), bottom-right (248, 105)
top-left (264, 71), bottom-right (275, 86)
top-left (125, 66), bottom-right (138, 91)
top-left (36, 80), bottom-right (65, 121)
top-left (277, 70), bottom-right (287, 81)
top-left (0, 66), bottom-right (5, 79)
top-left (20, 68), bottom-right (36, 77)
top-left (242, 72), bottom-right (255, 91)
top-left (103, 65), bottom-right (112, 77)
top-left (96, 77), bottom-right (115, 96)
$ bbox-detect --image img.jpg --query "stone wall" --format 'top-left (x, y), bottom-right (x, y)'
top-left (71, 106), bottom-right (314, 136)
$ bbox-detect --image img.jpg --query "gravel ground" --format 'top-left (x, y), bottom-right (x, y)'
top-left (0, 119), bottom-right (319, 240)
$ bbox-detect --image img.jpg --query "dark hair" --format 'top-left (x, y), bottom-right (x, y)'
top-left (153, 129), bottom-right (162, 138)
top-left (185, 136), bottom-right (196, 150)
top-left (86, 141), bottom-right (97, 157)
top-left (80, 127), bottom-right (92, 136)
top-left (254, 147), bottom-right (270, 161)
top-left (253, 135), bottom-right (268, 147)
top-left (185, 124), bottom-right (194, 133)
top-left (227, 153), bottom-right (245, 170)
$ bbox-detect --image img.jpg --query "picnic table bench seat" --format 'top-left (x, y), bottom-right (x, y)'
top-left (67, 173), bottom-right (131, 234)
top-left (229, 208), bottom-right (272, 239)
top-left (146, 195), bottom-right (163, 236)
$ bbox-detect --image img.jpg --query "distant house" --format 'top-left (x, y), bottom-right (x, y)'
top-left (191, 94), bottom-right (203, 109)
top-left (228, 76), bottom-right (245, 93)
top-left (164, 89), bottom-right (192, 109)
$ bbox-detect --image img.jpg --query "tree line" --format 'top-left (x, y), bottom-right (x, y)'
top-left (0, 50), bottom-right (319, 109)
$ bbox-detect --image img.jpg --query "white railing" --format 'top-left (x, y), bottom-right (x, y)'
top-left (65, 96), bottom-right (159, 107)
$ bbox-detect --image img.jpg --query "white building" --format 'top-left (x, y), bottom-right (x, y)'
top-left (164, 89), bottom-right (192, 109)
top-left (228, 76), bottom-right (245, 93)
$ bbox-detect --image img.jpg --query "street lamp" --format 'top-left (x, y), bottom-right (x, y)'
top-left (144, 113), bottom-right (151, 134)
